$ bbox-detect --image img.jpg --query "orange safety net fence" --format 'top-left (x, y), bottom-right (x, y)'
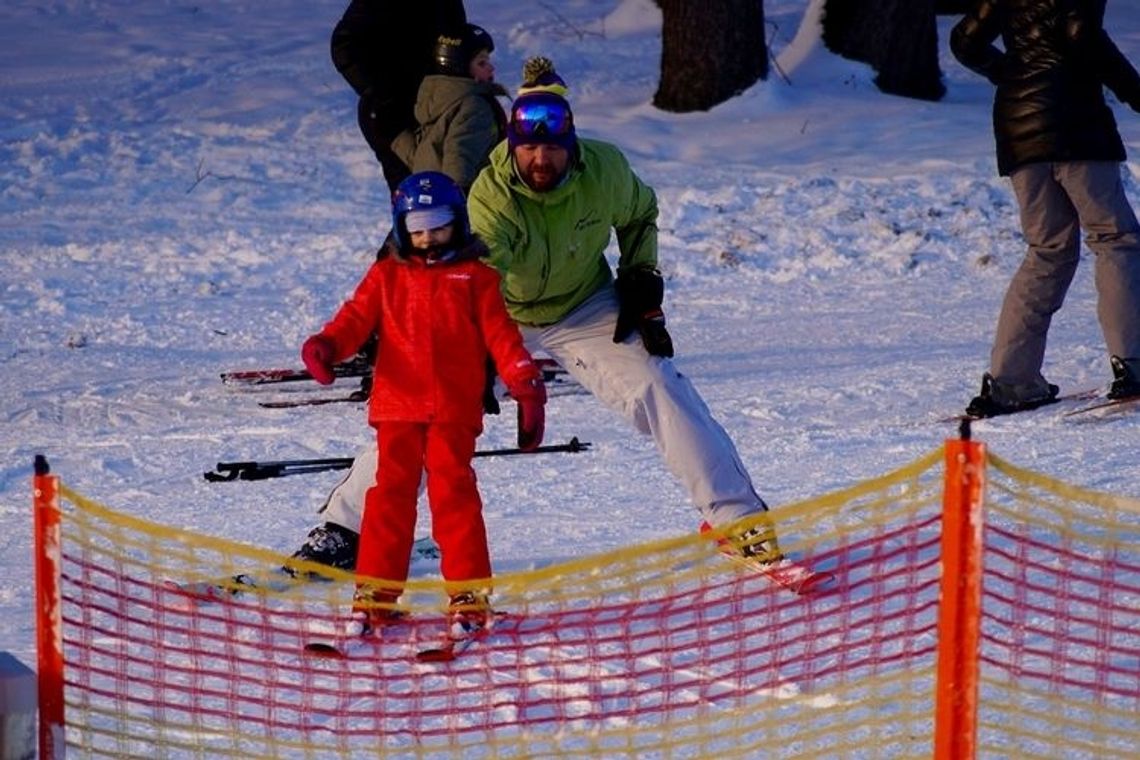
top-left (35, 445), bottom-right (1139, 758)
top-left (975, 452), bottom-right (1140, 759)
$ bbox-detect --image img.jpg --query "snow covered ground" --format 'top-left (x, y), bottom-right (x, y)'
top-left (3, 0), bottom-right (1139, 670)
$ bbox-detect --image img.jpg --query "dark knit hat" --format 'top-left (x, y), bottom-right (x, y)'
top-left (508, 57), bottom-right (576, 151)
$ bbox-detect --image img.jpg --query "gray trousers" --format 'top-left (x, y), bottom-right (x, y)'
top-left (322, 286), bottom-right (766, 533)
top-left (990, 161), bottom-right (1140, 387)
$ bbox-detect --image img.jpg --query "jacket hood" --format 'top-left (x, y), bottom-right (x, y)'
top-left (415, 76), bottom-right (508, 124)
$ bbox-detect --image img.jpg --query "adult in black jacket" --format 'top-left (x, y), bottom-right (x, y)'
top-left (952, 0), bottom-right (1140, 416)
top-left (330, 0), bottom-right (468, 194)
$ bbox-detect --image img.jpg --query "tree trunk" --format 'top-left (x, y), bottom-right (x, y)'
top-left (821, 0), bottom-right (879, 65)
top-left (653, 0), bottom-right (768, 113)
top-left (822, 0), bottom-right (945, 101)
top-left (873, 0), bottom-right (945, 101)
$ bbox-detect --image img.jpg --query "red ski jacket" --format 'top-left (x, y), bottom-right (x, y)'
top-left (316, 242), bottom-right (539, 428)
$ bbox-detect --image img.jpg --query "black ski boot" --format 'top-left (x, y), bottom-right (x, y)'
top-left (965, 373), bottom-right (1059, 418)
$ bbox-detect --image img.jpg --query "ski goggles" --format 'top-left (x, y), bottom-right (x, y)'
top-left (510, 99), bottom-right (574, 139)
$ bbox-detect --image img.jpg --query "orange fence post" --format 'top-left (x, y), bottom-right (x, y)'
top-left (933, 427), bottom-right (986, 760)
top-left (33, 455), bottom-right (65, 759)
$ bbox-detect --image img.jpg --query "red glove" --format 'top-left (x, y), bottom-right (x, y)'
top-left (509, 376), bottom-right (547, 451)
top-left (301, 334), bottom-right (337, 385)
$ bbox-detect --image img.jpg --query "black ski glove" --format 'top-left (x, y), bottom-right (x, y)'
top-left (613, 267), bottom-right (674, 358)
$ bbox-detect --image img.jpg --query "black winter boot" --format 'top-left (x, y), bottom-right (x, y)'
top-left (1107, 356), bottom-right (1140, 400)
top-left (287, 522), bottom-right (359, 575)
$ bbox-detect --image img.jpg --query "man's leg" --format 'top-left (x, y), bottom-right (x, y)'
top-left (1055, 161), bottom-right (1140, 362)
top-left (988, 163), bottom-right (1083, 389)
top-left (319, 444), bottom-right (377, 532)
top-left (526, 288), bottom-right (766, 528)
top-left (287, 445), bottom-right (376, 572)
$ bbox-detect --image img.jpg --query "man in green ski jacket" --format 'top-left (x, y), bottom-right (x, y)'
top-left (467, 62), bottom-right (776, 552)
top-left (468, 116), bottom-right (658, 326)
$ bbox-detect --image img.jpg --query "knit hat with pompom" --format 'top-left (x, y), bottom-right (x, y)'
top-left (517, 56), bottom-right (569, 97)
top-left (508, 57), bottom-right (576, 152)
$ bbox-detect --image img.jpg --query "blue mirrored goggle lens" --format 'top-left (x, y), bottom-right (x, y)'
top-left (511, 102), bottom-right (572, 138)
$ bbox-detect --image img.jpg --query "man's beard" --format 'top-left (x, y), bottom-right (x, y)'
top-left (520, 160), bottom-right (564, 192)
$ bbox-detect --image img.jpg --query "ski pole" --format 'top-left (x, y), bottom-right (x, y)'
top-left (203, 437), bottom-right (591, 482)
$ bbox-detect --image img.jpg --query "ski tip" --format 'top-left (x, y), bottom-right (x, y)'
top-left (936, 412), bottom-right (980, 424)
top-left (413, 611), bottom-right (505, 663)
top-left (793, 570), bottom-right (837, 595)
top-left (161, 579), bottom-right (224, 609)
top-left (414, 646), bottom-right (458, 663)
top-left (302, 641), bottom-right (347, 659)
top-left (1062, 395), bottom-right (1139, 417)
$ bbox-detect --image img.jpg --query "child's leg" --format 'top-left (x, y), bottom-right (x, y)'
top-left (423, 422), bottom-right (491, 589)
top-left (355, 421), bottom-right (426, 595)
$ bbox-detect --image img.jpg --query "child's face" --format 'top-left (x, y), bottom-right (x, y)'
top-left (469, 50), bottom-right (495, 83)
top-left (409, 223), bottom-right (455, 250)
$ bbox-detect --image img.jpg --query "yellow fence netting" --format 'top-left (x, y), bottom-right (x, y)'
top-left (35, 444), bottom-right (1140, 759)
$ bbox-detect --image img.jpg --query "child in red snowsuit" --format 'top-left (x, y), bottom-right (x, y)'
top-left (301, 171), bottom-right (546, 635)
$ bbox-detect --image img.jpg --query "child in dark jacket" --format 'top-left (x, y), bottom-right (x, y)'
top-left (391, 23), bottom-right (508, 192)
top-left (301, 171), bottom-right (546, 636)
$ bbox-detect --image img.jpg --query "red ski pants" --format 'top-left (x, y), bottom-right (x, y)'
top-left (355, 421), bottom-right (491, 594)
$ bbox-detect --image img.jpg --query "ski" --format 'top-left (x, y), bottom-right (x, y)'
top-left (700, 523), bottom-right (834, 595)
top-left (533, 373), bottom-right (589, 399)
top-left (252, 368), bottom-right (584, 408)
top-left (1062, 393), bottom-right (1140, 418)
top-left (415, 611), bottom-right (509, 663)
top-left (164, 536), bottom-right (441, 606)
top-left (721, 552), bottom-right (835, 594)
top-left (257, 390), bottom-right (369, 409)
top-left (301, 640), bottom-right (354, 659)
top-left (223, 356), bottom-right (567, 387)
top-left (221, 357), bottom-right (372, 386)
top-left (303, 614), bottom-right (409, 659)
top-left (302, 613), bottom-right (411, 660)
top-left (936, 387), bottom-right (1101, 424)
top-left (301, 610), bottom-right (511, 662)
top-left (162, 569), bottom-right (300, 606)
top-left (204, 456), bottom-right (355, 481)
top-left (255, 369), bottom-right (584, 409)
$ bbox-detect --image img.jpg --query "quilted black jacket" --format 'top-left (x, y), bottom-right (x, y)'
top-left (951, 0), bottom-right (1140, 175)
